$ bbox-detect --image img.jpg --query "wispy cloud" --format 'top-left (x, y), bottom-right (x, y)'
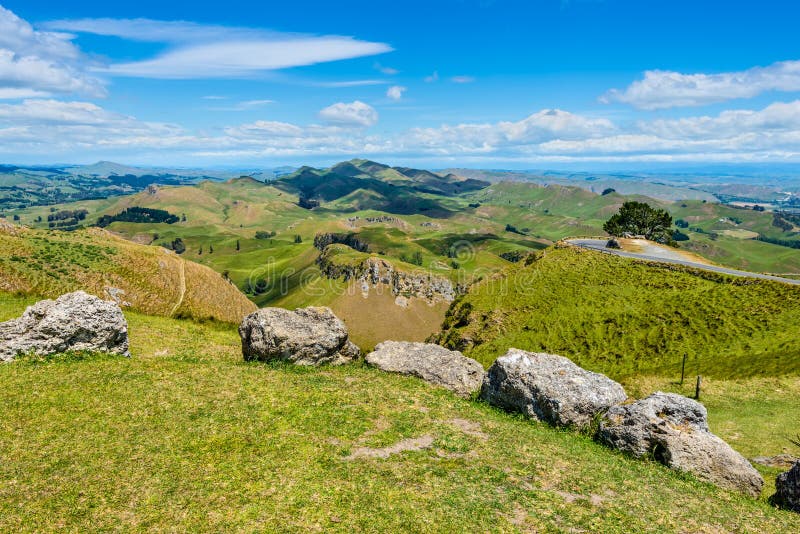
top-left (602, 60), bottom-right (800, 110)
top-left (424, 71), bottom-right (439, 83)
top-left (316, 79), bottom-right (388, 88)
top-left (208, 99), bottom-right (275, 111)
top-left (44, 17), bottom-right (393, 79)
top-left (386, 85), bottom-right (406, 101)
top-left (451, 75), bottom-right (475, 84)
top-left (374, 62), bottom-right (398, 75)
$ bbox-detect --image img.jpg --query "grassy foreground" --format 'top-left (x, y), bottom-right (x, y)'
top-left (1, 293), bottom-right (799, 532)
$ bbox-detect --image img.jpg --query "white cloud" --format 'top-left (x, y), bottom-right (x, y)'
top-left (45, 17), bottom-right (392, 79)
top-left (0, 87), bottom-right (50, 99)
top-left (0, 7), bottom-right (105, 99)
top-left (224, 120), bottom-right (304, 139)
top-left (603, 60), bottom-right (800, 110)
top-left (42, 18), bottom-right (254, 43)
top-left (318, 100), bottom-right (378, 127)
top-left (386, 85), bottom-right (406, 101)
top-left (0, 99), bottom-right (188, 152)
top-left (406, 109), bottom-right (614, 153)
top-left (6, 96), bottom-right (800, 164)
top-left (424, 71), bottom-right (439, 83)
top-left (451, 75), bottom-right (475, 84)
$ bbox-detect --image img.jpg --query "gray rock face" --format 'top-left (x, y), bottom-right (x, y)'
top-left (480, 348), bottom-right (627, 429)
top-left (0, 291), bottom-right (129, 361)
top-left (598, 392), bottom-right (764, 497)
top-left (239, 306), bottom-right (360, 365)
top-left (773, 461), bottom-right (800, 512)
top-left (365, 341), bottom-right (484, 398)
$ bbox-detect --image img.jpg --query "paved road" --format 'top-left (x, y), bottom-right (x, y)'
top-left (566, 238), bottom-right (800, 286)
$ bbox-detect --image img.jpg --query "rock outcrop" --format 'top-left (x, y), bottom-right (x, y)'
top-left (365, 341), bottom-right (484, 398)
top-left (598, 392), bottom-right (764, 497)
top-left (0, 291), bottom-right (129, 361)
top-left (239, 306), bottom-right (360, 365)
top-left (773, 461), bottom-right (800, 512)
top-left (480, 348), bottom-right (627, 429)
top-left (317, 249), bottom-right (457, 304)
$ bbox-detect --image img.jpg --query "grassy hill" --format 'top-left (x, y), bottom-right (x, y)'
top-left (6, 159), bottom-right (800, 350)
top-left (0, 223), bottom-right (255, 323)
top-left (1, 291), bottom-right (798, 532)
top-left (435, 244), bottom-right (800, 379)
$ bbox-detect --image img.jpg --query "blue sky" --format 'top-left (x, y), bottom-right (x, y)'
top-left (2, 0), bottom-right (800, 168)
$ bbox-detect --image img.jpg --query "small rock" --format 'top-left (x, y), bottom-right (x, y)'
top-left (239, 306), bottom-right (360, 365)
top-left (366, 341), bottom-right (484, 398)
top-left (0, 291), bottom-right (129, 361)
top-left (752, 454), bottom-right (798, 469)
top-left (598, 392), bottom-right (764, 497)
top-left (480, 348), bottom-right (626, 429)
top-left (773, 461), bottom-right (800, 513)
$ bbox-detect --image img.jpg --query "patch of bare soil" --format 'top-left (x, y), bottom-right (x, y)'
top-left (346, 435), bottom-right (434, 460)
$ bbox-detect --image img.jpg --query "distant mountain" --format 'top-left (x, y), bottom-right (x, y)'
top-left (443, 168), bottom-right (719, 202)
top-left (274, 159), bottom-right (490, 216)
top-left (0, 161), bottom-right (297, 210)
top-left (66, 161), bottom-right (289, 181)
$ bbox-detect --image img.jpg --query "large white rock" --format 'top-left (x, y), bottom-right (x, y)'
top-left (366, 341), bottom-right (484, 398)
top-left (480, 348), bottom-right (627, 429)
top-left (239, 306), bottom-right (360, 365)
top-left (0, 291), bottom-right (129, 361)
top-left (598, 392), bottom-right (764, 497)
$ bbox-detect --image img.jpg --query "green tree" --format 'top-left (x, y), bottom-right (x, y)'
top-left (603, 201), bottom-right (673, 243)
top-left (171, 238), bottom-right (186, 254)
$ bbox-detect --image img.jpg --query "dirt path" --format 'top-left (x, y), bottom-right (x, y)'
top-left (170, 258), bottom-right (187, 316)
top-left (566, 238), bottom-right (800, 286)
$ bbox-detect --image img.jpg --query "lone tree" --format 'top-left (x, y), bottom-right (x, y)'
top-left (604, 201), bottom-right (673, 243)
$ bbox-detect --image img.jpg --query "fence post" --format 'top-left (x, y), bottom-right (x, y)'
top-left (695, 375), bottom-right (702, 400)
top-left (680, 353), bottom-right (687, 385)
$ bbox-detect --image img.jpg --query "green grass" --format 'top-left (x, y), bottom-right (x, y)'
top-left (1, 292), bottom-right (798, 532)
top-left (436, 245), bottom-right (800, 379)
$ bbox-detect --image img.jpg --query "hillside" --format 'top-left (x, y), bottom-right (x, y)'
top-left (0, 223), bottom-right (255, 323)
top-left (7, 159), bottom-right (800, 349)
top-left (0, 292), bottom-right (798, 532)
top-left (435, 244), bottom-right (800, 379)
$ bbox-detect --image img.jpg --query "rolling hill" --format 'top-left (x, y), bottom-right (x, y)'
top-left (7, 159), bottom-right (800, 348)
top-left (0, 222), bottom-right (256, 323)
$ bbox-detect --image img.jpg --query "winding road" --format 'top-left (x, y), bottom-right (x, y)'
top-left (566, 238), bottom-right (800, 286)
